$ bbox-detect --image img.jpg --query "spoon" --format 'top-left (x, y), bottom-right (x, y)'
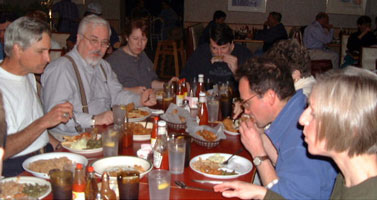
top-left (175, 180), bottom-right (212, 191)
top-left (222, 148), bottom-right (243, 166)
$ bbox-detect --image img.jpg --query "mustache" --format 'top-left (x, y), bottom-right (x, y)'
top-left (89, 50), bottom-right (102, 56)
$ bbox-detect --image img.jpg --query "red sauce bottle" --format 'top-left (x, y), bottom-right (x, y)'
top-left (72, 163), bottom-right (86, 200)
top-left (198, 92), bottom-right (209, 125)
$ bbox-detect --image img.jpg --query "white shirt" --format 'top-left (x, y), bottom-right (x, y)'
top-left (294, 75), bottom-right (316, 97)
top-left (0, 67), bottom-right (48, 157)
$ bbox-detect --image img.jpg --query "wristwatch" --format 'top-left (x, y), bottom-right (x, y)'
top-left (91, 115), bottom-right (96, 126)
top-left (253, 155), bottom-right (269, 166)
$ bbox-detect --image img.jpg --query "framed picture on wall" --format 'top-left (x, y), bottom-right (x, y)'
top-left (326, 0), bottom-right (367, 15)
top-left (228, 0), bottom-right (267, 13)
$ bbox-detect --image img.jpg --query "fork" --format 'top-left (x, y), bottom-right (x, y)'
top-left (222, 148), bottom-right (243, 166)
top-left (72, 114), bottom-right (83, 133)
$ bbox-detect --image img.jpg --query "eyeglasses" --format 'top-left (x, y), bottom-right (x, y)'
top-left (81, 34), bottom-right (110, 48)
top-left (241, 94), bottom-right (258, 110)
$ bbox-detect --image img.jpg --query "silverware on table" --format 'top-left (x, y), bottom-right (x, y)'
top-left (72, 114), bottom-right (83, 133)
top-left (191, 179), bottom-right (224, 184)
top-left (175, 180), bottom-right (212, 191)
top-left (221, 148), bottom-right (243, 166)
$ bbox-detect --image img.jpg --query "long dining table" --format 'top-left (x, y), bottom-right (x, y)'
top-left (21, 118), bottom-right (256, 200)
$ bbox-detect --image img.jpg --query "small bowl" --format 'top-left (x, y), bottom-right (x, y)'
top-left (192, 137), bottom-right (220, 149)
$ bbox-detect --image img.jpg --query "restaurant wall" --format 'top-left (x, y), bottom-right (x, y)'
top-left (184, 0), bottom-right (377, 28)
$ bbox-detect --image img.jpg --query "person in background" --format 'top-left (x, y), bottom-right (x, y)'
top-left (198, 10), bottom-right (227, 46)
top-left (254, 12), bottom-right (288, 53)
top-left (216, 57), bottom-right (337, 199)
top-left (0, 12), bottom-right (18, 60)
top-left (215, 66), bottom-right (377, 200)
top-left (52, 0), bottom-right (79, 34)
top-left (42, 15), bottom-right (155, 138)
top-left (158, 0), bottom-right (179, 40)
top-left (66, 2), bottom-right (120, 55)
top-left (342, 15), bottom-right (377, 68)
top-left (106, 18), bottom-right (177, 95)
top-left (373, 16), bottom-right (377, 37)
top-left (131, 0), bottom-right (151, 20)
top-left (0, 17), bottom-right (73, 177)
top-left (181, 23), bottom-right (252, 93)
top-left (304, 12), bottom-right (339, 68)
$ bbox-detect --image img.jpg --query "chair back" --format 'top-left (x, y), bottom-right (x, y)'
top-left (340, 34), bottom-right (350, 65)
top-left (51, 32), bottom-right (70, 49)
top-left (361, 47), bottom-right (377, 70)
top-left (289, 27), bottom-right (303, 46)
top-left (189, 23), bottom-right (204, 51)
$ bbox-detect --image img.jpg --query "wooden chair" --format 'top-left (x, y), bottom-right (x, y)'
top-left (186, 23), bottom-right (204, 58)
top-left (51, 32), bottom-right (70, 49)
top-left (361, 47), bottom-right (377, 70)
top-left (153, 40), bottom-right (186, 78)
top-left (311, 60), bottom-right (332, 77)
top-left (340, 34), bottom-right (350, 66)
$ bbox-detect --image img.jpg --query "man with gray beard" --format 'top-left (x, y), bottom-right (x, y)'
top-left (41, 15), bottom-right (156, 138)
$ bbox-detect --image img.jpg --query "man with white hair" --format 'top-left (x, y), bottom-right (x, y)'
top-left (0, 17), bottom-right (73, 176)
top-left (41, 15), bottom-right (155, 138)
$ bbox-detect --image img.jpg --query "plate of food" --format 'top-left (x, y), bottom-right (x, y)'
top-left (0, 176), bottom-right (51, 199)
top-left (126, 103), bottom-right (151, 122)
top-left (222, 118), bottom-right (240, 135)
top-left (22, 152), bottom-right (88, 179)
top-left (125, 122), bottom-right (153, 141)
top-left (190, 153), bottom-right (253, 179)
top-left (61, 131), bottom-right (102, 154)
top-left (91, 156), bottom-right (152, 179)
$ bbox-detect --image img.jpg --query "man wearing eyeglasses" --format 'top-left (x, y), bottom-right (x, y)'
top-left (41, 15), bottom-right (156, 138)
top-left (214, 57), bottom-right (337, 199)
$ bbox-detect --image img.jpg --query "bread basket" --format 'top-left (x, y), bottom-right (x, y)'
top-left (192, 137), bottom-right (220, 149)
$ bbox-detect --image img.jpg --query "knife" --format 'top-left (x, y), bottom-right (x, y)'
top-left (192, 179), bottom-right (224, 184)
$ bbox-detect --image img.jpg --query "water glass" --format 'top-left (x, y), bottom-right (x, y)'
top-left (168, 137), bottom-right (186, 174)
top-left (112, 105), bottom-right (126, 126)
top-left (148, 170), bottom-right (171, 200)
top-left (102, 127), bottom-right (119, 157)
top-left (208, 99), bottom-right (219, 122)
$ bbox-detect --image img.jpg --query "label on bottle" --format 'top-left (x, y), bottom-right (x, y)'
top-left (151, 138), bottom-right (156, 148)
top-left (72, 192), bottom-right (85, 200)
top-left (153, 151), bottom-right (163, 168)
top-left (176, 94), bottom-right (184, 106)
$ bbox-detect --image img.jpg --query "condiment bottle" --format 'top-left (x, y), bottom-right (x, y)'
top-left (85, 166), bottom-right (98, 200)
top-left (72, 163), bottom-right (86, 200)
top-left (150, 116), bottom-right (159, 147)
top-left (181, 78), bottom-right (188, 98)
top-left (176, 80), bottom-right (184, 107)
top-left (153, 120), bottom-right (169, 170)
top-left (195, 74), bottom-right (205, 97)
top-left (100, 172), bottom-right (116, 200)
top-left (198, 92), bottom-right (209, 125)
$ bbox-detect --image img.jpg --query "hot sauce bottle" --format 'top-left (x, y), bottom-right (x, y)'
top-left (195, 74), bottom-right (205, 97)
top-left (72, 163), bottom-right (86, 200)
top-left (181, 78), bottom-right (188, 98)
top-left (100, 172), bottom-right (116, 200)
top-left (176, 80), bottom-right (184, 107)
top-left (150, 116), bottom-right (159, 147)
top-left (85, 166), bottom-right (98, 200)
top-left (198, 92), bottom-right (209, 125)
top-left (153, 120), bottom-right (169, 170)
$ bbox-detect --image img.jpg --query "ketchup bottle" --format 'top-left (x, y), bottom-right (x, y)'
top-left (150, 116), bottom-right (159, 147)
top-left (195, 74), bottom-right (205, 97)
top-left (198, 92), bottom-right (209, 125)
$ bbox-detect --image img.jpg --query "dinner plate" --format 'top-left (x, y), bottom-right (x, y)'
top-left (132, 121), bottom-right (153, 141)
top-left (223, 127), bottom-right (240, 136)
top-left (127, 107), bottom-right (151, 122)
top-left (22, 152), bottom-right (88, 179)
top-left (91, 156), bottom-right (153, 179)
top-left (190, 153), bottom-right (253, 179)
top-left (62, 144), bottom-right (103, 155)
top-left (0, 176), bottom-right (51, 199)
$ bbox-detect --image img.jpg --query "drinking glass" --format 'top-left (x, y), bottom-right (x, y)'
top-left (112, 105), bottom-right (126, 126)
top-left (148, 170), bottom-right (171, 200)
top-left (49, 169), bottom-right (73, 200)
top-left (208, 98), bottom-right (219, 122)
top-left (168, 137), bottom-right (186, 174)
top-left (102, 127), bottom-right (119, 157)
top-left (117, 170), bottom-right (140, 200)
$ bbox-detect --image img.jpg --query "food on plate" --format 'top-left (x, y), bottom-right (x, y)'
top-left (211, 56), bottom-right (224, 64)
top-left (126, 103), bottom-right (150, 119)
top-left (192, 155), bottom-right (237, 175)
top-left (170, 109), bottom-right (186, 123)
top-left (223, 118), bottom-right (237, 132)
top-left (105, 165), bottom-right (146, 176)
top-left (126, 122), bottom-right (152, 135)
top-left (28, 157), bottom-right (73, 174)
top-left (0, 179), bottom-right (49, 199)
top-left (62, 131), bottom-right (101, 150)
top-left (196, 129), bottom-right (217, 141)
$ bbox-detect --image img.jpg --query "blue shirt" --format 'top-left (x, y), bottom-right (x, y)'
top-left (0, 43), bottom-right (4, 60)
top-left (266, 90), bottom-right (338, 199)
top-left (304, 21), bottom-right (334, 49)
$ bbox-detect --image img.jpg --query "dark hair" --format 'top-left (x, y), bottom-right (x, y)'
top-left (209, 23), bottom-right (234, 45)
top-left (265, 39), bottom-right (312, 78)
top-left (270, 12), bottom-right (282, 23)
top-left (124, 18), bottom-right (149, 38)
top-left (357, 15), bottom-right (371, 26)
top-left (0, 12), bottom-right (18, 24)
top-left (213, 10), bottom-right (226, 21)
top-left (315, 12), bottom-right (328, 21)
top-left (237, 57), bottom-right (295, 100)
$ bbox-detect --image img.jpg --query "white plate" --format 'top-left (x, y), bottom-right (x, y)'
top-left (223, 128), bottom-right (240, 136)
top-left (22, 152), bottom-right (88, 179)
top-left (127, 107), bottom-right (151, 122)
top-left (133, 121), bottom-right (153, 141)
top-left (190, 153), bottom-right (253, 179)
top-left (62, 145), bottom-right (103, 155)
top-left (0, 176), bottom-right (51, 199)
top-left (91, 156), bottom-right (152, 179)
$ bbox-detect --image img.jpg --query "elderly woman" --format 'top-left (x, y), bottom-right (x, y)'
top-left (106, 18), bottom-right (176, 95)
top-left (215, 66), bottom-right (377, 199)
